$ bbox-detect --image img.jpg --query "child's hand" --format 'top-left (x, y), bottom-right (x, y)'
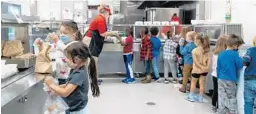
top-left (34, 38), bottom-right (43, 46)
top-left (48, 33), bottom-right (59, 43)
top-left (45, 77), bottom-right (54, 86)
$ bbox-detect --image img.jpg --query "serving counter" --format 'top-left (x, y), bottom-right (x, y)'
top-left (98, 40), bottom-right (166, 75)
top-left (1, 67), bottom-right (52, 114)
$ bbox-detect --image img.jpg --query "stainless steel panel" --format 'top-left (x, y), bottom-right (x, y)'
top-left (2, 57), bottom-right (36, 69)
top-left (98, 52), bottom-right (126, 74)
top-left (1, 69), bottom-right (51, 114)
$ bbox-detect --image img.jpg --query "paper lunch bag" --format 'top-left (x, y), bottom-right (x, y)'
top-left (35, 44), bottom-right (53, 73)
top-left (2, 40), bottom-right (24, 57)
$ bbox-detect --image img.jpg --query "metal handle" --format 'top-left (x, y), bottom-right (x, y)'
top-left (18, 95), bottom-right (28, 104)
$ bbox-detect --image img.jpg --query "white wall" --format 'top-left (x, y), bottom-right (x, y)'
top-left (37, 0), bottom-right (61, 20)
top-left (208, 0), bottom-right (256, 44)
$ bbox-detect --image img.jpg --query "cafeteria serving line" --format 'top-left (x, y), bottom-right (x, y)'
top-left (1, 1), bottom-right (256, 114)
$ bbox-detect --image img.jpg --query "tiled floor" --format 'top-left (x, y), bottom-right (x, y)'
top-left (87, 78), bottom-right (215, 114)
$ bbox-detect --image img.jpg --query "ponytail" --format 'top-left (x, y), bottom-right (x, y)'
top-left (88, 56), bottom-right (100, 97)
top-left (75, 30), bottom-right (83, 41)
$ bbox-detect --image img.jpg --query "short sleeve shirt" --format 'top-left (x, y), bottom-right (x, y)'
top-left (150, 36), bottom-right (162, 57)
top-left (85, 15), bottom-right (107, 38)
top-left (63, 66), bottom-right (89, 112)
top-left (123, 35), bottom-right (133, 54)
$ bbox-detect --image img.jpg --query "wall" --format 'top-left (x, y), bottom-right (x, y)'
top-left (207, 0), bottom-right (256, 44)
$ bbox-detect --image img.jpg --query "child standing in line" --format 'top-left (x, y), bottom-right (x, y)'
top-left (150, 27), bottom-right (162, 82)
top-left (186, 33), bottom-right (211, 102)
top-left (163, 31), bottom-right (178, 83)
top-left (121, 27), bottom-right (135, 84)
top-left (45, 42), bottom-right (100, 114)
top-left (140, 27), bottom-right (153, 83)
top-left (217, 34), bottom-right (244, 114)
top-left (211, 35), bottom-right (227, 112)
top-left (179, 31), bottom-right (197, 93)
top-left (176, 27), bottom-right (191, 83)
top-left (243, 36), bottom-right (256, 114)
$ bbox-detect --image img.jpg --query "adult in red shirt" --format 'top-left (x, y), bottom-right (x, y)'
top-left (161, 13), bottom-right (181, 38)
top-left (83, 4), bottom-right (121, 84)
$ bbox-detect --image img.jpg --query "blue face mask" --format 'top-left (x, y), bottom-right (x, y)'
top-left (59, 35), bottom-right (71, 44)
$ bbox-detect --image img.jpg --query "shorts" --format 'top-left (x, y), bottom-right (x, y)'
top-left (192, 72), bottom-right (208, 78)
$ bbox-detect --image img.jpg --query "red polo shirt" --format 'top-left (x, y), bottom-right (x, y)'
top-left (85, 14), bottom-right (107, 38)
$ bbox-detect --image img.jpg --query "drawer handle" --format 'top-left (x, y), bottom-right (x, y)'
top-left (18, 95), bottom-right (28, 104)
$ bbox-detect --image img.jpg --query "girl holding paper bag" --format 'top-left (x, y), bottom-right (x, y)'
top-left (45, 42), bottom-right (100, 114)
top-left (35, 20), bottom-right (83, 84)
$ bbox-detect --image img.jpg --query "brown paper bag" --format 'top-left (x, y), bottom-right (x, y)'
top-left (13, 53), bottom-right (35, 59)
top-left (2, 40), bottom-right (24, 57)
top-left (35, 44), bottom-right (52, 73)
top-left (1, 40), bottom-right (6, 56)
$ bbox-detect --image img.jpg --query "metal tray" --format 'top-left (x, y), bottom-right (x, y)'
top-left (2, 57), bottom-right (36, 69)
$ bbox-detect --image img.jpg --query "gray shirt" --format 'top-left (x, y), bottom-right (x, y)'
top-left (63, 66), bottom-right (89, 112)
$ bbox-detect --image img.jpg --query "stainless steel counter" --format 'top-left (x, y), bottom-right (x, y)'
top-left (1, 67), bottom-right (51, 114)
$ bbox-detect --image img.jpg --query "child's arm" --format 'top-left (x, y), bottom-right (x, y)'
top-left (235, 52), bottom-right (244, 69)
top-left (46, 81), bottom-right (77, 97)
top-left (242, 48), bottom-right (252, 66)
top-left (45, 72), bottom-right (84, 97)
top-left (145, 39), bottom-right (151, 60)
top-left (180, 45), bottom-right (189, 56)
top-left (216, 55), bottom-right (221, 78)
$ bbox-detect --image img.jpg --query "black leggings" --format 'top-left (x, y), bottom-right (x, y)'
top-left (212, 76), bottom-right (218, 108)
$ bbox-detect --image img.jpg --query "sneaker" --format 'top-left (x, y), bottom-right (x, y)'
top-left (164, 79), bottom-right (171, 84)
top-left (171, 78), bottom-right (178, 84)
top-left (186, 93), bottom-right (196, 102)
top-left (122, 77), bottom-right (129, 83)
top-left (98, 79), bottom-right (103, 82)
top-left (195, 95), bottom-right (204, 103)
top-left (124, 78), bottom-right (136, 84)
top-left (154, 78), bottom-right (161, 83)
top-left (141, 75), bottom-right (152, 83)
top-left (211, 106), bottom-right (217, 113)
top-left (179, 87), bottom-right (187, 93)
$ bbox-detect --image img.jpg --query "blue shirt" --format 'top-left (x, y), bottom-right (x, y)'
top-left (243, 47), bottom-right (256, 77)
top-left (180, 42), bottom-right (196, 65)
top-left (217, 50), bottom-right (243, 82)
top-left (64, 66), bottom-right (89, 112)
top-left (150, 36), bottom-right (161, 57)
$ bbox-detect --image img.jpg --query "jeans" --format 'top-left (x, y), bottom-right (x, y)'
top-left (151, 55), bottom-right (160, 78)
top-left (244, 80), bottom-right (256, 114)
top-left (143, 60), bottom-right (151, 75)
top-left (66, 106), bottom-right (88, 114)
top-left (164, 59), bottom-right (177, 79)
top-left (123, 54), bottom-right (134, 78)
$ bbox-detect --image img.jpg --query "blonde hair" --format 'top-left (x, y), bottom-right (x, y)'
top-left (214, 34), bottom-right (227, 55)
top-left (186, 31), bottom-right (196, 41)
top-left (195, 33), bottom-right (210, 54)
top-left (253, 36), bottom-right (256, 46)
